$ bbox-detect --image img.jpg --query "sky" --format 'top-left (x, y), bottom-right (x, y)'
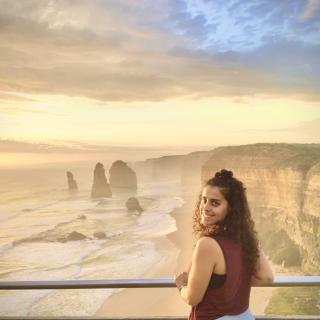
top-left (0, 0), bottom-right (319, 167)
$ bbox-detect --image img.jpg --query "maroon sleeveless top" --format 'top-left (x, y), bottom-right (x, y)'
top-left (189, 236), bottom-right (251, 320)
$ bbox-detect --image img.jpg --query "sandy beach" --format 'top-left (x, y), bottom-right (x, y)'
top-left (95, 195), bottom-right (195, 317)
top-left (95, 193), bottom-right (277, 318)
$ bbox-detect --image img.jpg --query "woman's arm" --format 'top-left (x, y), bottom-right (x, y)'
top-left (175, 237), bottom-right (218, 306)
top-left (251, 248), bottom-right (274, 286)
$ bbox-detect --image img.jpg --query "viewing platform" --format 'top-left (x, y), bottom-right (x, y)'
top-left (0, 276), bottom-right (319, 320)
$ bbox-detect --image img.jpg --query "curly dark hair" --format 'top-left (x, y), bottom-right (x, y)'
top-left (193, 169), bottom-right (260, 276)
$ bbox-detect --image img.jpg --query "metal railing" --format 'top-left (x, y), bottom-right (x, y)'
top-left (0, 276), bottom-right (319, 320)
top-left (0, 276), bottom-right (320, 290)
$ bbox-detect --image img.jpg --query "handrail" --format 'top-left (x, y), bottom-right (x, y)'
top-left (0, 276), bottom-right (319, 290)
top-left (0, 276), bottom-right (319, 320)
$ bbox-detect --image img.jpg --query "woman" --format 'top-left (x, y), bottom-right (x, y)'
top-left (175, 169), bottom-right (274, 320)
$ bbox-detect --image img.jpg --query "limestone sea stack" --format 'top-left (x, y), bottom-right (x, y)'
top-left (91, 162), bottom-right (112, 198)
top-left (126, 197), bottom-right (143, 214)
top-left (109, 160), bottom-right (137, 190)
top-left (66, 171), bottom-right (78, 192)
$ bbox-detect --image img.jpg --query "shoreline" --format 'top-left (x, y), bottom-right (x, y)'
top-left (95, 195), bottom-right (195, 317)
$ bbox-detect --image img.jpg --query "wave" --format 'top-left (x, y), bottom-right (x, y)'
top-left (0, 180), bottom-right (183, 317)
top-left (0, 195), bottom-right (84, 223)
top-left (10, 216), bottom-right (97, 247)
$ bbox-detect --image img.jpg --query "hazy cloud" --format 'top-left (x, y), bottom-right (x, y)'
top-left (261, 119), bottom-right (320, 143)
top-left (280, 118), bottom-right (320, 139)
top-left (0, 139), bottom-right (151, 154)
top-left (0, 92), bottom-right (36, 104)
top-left (0, 107), bottom-right (56, 116)
top-left (0, 139), bottom-right (208, 157)
top-left (0, 0), bottom-right (319, 102)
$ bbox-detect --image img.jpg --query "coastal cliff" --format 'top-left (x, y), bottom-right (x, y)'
top-left (132, 155), bottom-right (185, 183)
top-left (132, 151), bottom-right (212, 190)
top-left (201, 143), bottom-right (320, 273)
top-left (133, 143), bottom-right (320, 273)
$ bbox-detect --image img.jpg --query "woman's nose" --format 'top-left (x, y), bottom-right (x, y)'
top-left (204, 202), bottom-right (211, 211)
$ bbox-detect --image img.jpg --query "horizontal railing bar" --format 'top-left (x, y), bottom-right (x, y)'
top-left (274, 276), bottom-right (320, 286)
top-left (1, 317), bottom-right (320, 320)
top-left (0, 276), bottom-right (319, 290)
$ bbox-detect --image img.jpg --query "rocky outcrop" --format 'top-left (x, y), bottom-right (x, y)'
top-left (126, 197), bottom-right (143, 214)
top-left (64, 231), bottom-right (86, 242)
top-left (109, 160), bottom-right (137, 190)
top-left (13, 230), bottom-right (89, 245)
top-left (201, 143), bottom-right (320, 273)
top-left (93, 231), bottom-right (107, 239)
top-left (91, 162), bottom-right (112, 198)
top-left (66, 171), bottom-right (78, 192)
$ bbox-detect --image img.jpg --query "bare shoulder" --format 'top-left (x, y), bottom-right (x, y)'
top-left (193, 237), bottom-right (220, 267)
top-left (195, 236), bottom-right (220, 253)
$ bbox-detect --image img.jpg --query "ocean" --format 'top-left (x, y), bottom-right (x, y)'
top-left (0, 164), bottom-right (184, 316)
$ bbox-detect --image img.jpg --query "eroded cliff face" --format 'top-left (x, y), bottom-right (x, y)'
top-left (301, 162), bottom-right (320, 272)
top-left (132, 155), bottom-right (184, 183)
top-left (202, 143), bottom-right (320, 273)
top-left (132, 151), bottom-right (213, 191)
top-left (132, 143), bottom-right (320, 272)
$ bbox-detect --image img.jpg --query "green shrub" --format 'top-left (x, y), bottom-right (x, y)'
top-left (265, 288), bottom-right (320, 315)
top-left (260, 229), bottom-right (301, 267)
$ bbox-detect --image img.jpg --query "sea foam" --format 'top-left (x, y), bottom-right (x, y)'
top-left (0, 177), bottom-right (183, 317)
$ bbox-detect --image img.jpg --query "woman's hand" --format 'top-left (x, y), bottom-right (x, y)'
top-left (175, 271), bottom-right (188, 289)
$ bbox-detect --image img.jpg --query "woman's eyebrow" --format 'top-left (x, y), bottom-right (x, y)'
top-left (202, 196), bottom-right (221, 202)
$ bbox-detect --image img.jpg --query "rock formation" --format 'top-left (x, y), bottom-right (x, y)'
top-left (65, 231), bottom-right (87, 241)
top-left (126, 197), bottom-right (143, 214)
top-left (66, 171), bottom-right (78, 192)
top-left (93, 231), bottom-right (107, 239)
top-left (109, 160), bottom-right (137, 190)
top-left (91, 162), bottom-right (112, 198)
top-left (13, 230), bottom-right (89, 245)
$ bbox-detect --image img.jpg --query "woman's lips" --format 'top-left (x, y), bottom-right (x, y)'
top-left (202, 212), bottom-right (216, 218)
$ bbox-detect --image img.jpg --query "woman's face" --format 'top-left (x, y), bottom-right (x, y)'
top-left (200, 185), bottom-right (229, 227)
